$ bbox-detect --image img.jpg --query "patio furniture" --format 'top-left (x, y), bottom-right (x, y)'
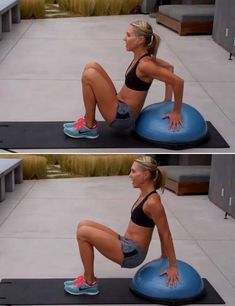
top-left (160, 165), bottom-right (211, 195)
top-left (156, 4), bottom-right (215, 35)
top-left (0, 158), bottom-right (23, 202)
top-left (0, 0), bottom-right (21, 40)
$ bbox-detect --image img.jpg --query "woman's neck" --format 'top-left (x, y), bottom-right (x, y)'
top-left (139, 184), bottom-right (155, 198)
top-left (133, 48), bottom-right (149, 60)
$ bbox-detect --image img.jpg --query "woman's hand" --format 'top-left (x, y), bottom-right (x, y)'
top-left (162, 111), bottom-right (183, 130)
top-left (160, 266), bottom-right (180, 288)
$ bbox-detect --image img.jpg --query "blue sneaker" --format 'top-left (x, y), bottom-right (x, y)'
top-left (64, 121), bottom-right (99, 139)
top-left (64, 275), bottom-right (99, 296)
top-left (63, 117), bottom-right (84, 129)
top-left (64, 275), bottom-right (83, 287)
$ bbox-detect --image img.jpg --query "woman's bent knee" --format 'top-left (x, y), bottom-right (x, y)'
top-left (77, 224), bottom-right (91, 240)
top-left (77, 220), bottom-right (92, 231)
top-left (82, 67), bottom-right (97, 83)
top-left (84, 62), bottom-right (101, 72)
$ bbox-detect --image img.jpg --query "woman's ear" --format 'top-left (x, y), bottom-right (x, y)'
top-left (143, 170), bottom-right (150, 181)
top-left (138, 36), bottom-right (145, 46)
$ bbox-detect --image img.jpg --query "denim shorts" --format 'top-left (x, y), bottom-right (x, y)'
top-left (109, 101), bottom-right (135, 130)
top-left (119, 235), bottom-right (147, 269)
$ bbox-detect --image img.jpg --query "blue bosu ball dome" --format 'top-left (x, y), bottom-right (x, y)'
top-left (134, 102), bottom-right (208, 149)
top-left (131, 259), bottom-right (205, 305)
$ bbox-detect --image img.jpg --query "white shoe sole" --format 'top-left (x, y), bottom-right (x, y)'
top-left (64, 288), bottom-right (99, 296)
top-left (63, 131), bottom-right (99, 139)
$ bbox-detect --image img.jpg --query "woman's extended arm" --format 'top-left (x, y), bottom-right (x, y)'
top-left (155, 58), bottom-right (174, 102)
top-left (139, 59), bottom-right (184, 129)
top-left (144, 195), bottom-right (179, 286)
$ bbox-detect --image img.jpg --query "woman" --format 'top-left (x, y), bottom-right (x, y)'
top-left (64, 155), bottom-right (179, 296)
top-left (63, 20), bottom-right (184, 139)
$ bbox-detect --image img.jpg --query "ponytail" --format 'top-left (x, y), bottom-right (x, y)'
top-left (148, 33), bottom-right (161, 57)
top-left (154, 167), bottom-right (166, 193)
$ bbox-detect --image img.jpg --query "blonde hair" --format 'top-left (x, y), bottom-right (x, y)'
top-left (130, 20), bottom-right (160, 57)
top-left (134, 155), bottom-right (166, 192)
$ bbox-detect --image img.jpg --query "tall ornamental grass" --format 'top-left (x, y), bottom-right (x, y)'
top-left (62, 0), bottom-right (96, 16)
top-left (121, 0), bottom-right (142, 14)
top-left (57, 0), bottom-right (71, 11)
top-left (20, 0), bottom-right (46, 19)
top-left (58, 0), bottom-right (141, 16)
top-left (108, 0), bottom-right (123, 15)
top-left (93, 0), bottom-right (110, 16)
top-left (0, 155), bottom-right (47, 179)
top-left (59, 154), bottom-right (138, 177)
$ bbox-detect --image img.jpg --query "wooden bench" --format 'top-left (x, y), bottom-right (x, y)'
top-left (0, 158), bottom-right (23, 202)
top-left (0, 0), bottom-right (21, 40)
top-left (160, 165), bottom-right (211, 195)
top-left (156, 4), bottom-right (214, 35)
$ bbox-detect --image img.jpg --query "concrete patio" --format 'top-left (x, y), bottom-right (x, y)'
top-left (0, 175), bottom-right (235, 305)
top-left (0, 14), bottom-right (235, 153)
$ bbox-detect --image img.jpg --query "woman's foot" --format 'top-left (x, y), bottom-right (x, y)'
top-left (63, 120), bottom-right (99, 139)
top-left (64, 275), bottom-right (99, 295)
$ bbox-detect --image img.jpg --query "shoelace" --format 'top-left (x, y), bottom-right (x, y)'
top-left (73, 120), bottom-right (97, 131)
top-left (74, 275), bottom-right (97, 287)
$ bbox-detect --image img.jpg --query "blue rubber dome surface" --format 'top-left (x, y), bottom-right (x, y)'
top-left (131, 259), bottom-right (205, 304)
top-left (134, 102), bottom-right (208, 148)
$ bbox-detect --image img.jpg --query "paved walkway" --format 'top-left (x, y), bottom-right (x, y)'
top-left (0, 176), bottom-right (235, 305)
top-left (0, 15), bottom-right (235, 152)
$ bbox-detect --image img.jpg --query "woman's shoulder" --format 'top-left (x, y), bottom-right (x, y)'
top-left (144, 192), bottom-right (164, 216)
top-left (138, 56), bottom-right (157, 73)
top-left (146, 192), bottom-right (162, 207)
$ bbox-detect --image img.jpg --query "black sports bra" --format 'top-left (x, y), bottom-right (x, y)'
top-left (125, 53), bottom-right (152, 91)
top-left (131, 191), bottom-right (155, 228)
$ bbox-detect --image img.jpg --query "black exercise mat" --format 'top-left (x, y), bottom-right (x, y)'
top-left (0, 278), bottom-right (225, 305)
top-left (0, 121), bottom-right (229, 150)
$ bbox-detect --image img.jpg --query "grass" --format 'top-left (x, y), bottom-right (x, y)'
top-left (58, 154), bottom-right (138, 177)
top-left (0, 154), bottom-right (138, 180)
top-left (0, 155), bottom-right (47, 179)
top-left (20, 0), bottom-right (142, 18)
top-left (52, 0), bottom-right (141, 16)
top-left (121, 0), bottom-right (142, 14)
top-left (20, 0), bottom-right (46, 19)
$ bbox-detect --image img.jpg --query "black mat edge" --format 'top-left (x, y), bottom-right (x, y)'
top-left (0, 121), bottom-right (230, 150)
top-left (0, 278), bottom-right (225, 305)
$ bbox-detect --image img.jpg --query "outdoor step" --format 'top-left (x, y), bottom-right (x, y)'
top-left (45, 13), bottom-right (72, 18)
top-left (45, 3), bottom-right (70, 18)
top-left (47, 173), bottom-right (72, 178)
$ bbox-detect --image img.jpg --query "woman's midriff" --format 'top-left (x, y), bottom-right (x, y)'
top-left (117, 85), bottom-right (148, 119)
top-left (124, 220), bottom-right (154, 251)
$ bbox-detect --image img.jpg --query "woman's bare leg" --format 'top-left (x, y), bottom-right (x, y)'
top-left (81, 62), bottom-right (118, 128)
top-left (76, 222), bottom-right (123, 284)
